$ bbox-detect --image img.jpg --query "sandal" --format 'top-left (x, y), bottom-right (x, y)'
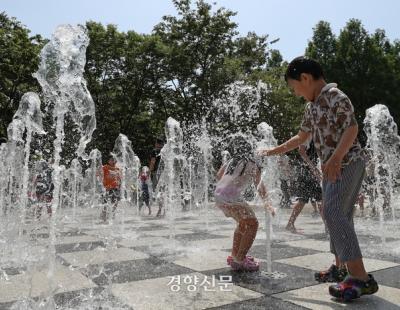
top-left (230, 257), bottom-right (259, 272)
top-left (329, 274), bottom-right (378, 301)
top-left (227, 255), bottom-right (254, 266)
top-left (314, 264), bottom-right (348, 283)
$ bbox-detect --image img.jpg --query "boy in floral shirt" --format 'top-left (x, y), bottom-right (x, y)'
top-left (259, 57), bottom-right (378, 301)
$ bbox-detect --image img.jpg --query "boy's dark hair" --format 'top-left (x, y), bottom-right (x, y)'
top-left (225, 136), bottom-right (257, 176)
top-left (285, 56), bottom-right (324, 82)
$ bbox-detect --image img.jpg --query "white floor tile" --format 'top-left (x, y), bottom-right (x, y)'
top-left (282, 239), bottom-right (331, 252)
top-left (275, 252), bottom-right (399, 272)
top-left (59, 247), bottom-right (149, 268)
top-left (0, 264), bottom-right (96, 303)
top-left (274, 283), bottom-right (400, 310)
top-left (111, 272), bottom-right (263, 310)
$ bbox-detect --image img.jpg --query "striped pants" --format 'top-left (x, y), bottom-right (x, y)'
top-left (323, 159), bottom-right (366, 262)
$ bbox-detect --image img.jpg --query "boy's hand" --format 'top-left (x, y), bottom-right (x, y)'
top-left (257, 149), bottom-right (271, 156)
top-left (322, 155), bottom-right (342, 182)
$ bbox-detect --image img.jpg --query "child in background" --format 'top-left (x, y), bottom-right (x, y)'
top-left (214, 136), bottom-right (275, 272)
top-left (139, 166), bottom-right (152, 215)
top-left (101, 156), bottom-right (121, 222)
top-left (286, 138), bottom-right (322, 233)
top-left (34, 159), bottom-right (54, 219)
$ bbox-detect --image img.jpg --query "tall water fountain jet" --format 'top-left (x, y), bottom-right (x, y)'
top-left (0, 144), bottom-right (7, 215)
top-left (0, 118), bottom-right (26, 285)
top-left (67, 158), bottom-right (82, 220)
top-left (33, 23), bottom-right (96, 216)
top-left (187, 156), bottom-right (194, 211)
top-left (13, 93), bottom-right (45, 225)
top-left (112, 134), bottom-right (140, 208)
top-left (257, 122), bottom-right (283, 278)
top-left (2, 120), bottom-right (24, 214)
top-left (364, 104), bottom-right (400, 243)
top-left (188, 148), bottom-right (207, 211)
top-left (112, 134), bottom-right (140, 235)
top-left (31, 24), bottom-right (96, 306)
top-left (195, 118), bottom-right (213, 230)
top-left (158, 117), bottom-right (186, 239)
top-left (87, 149), bottom-right (104, 209)
top-left (257, 122), bottom-right (282, 204)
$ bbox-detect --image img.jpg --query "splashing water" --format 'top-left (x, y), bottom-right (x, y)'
top-left (33, 24), bottom-right (96, 160)
top-left (39, 25), bottom-right (95, 307)
top-left (364, 104), bottom-right (400, 243)
top-left (86, 149), bottom-right (104, 209)
top-left (66, 158), bottom-right (83, 220)
top-left (15, 93), bottom-right (45, 226)
top-left (157, 117), bottom-right (186, 239)
top-left (112, 134), bottom-right (140, 207)
top-left (257, 122), bottom-right (281, 204)
top-left (256, 122), bottom-right (282, 276)
top-left (195, 118), bottom-right (213, 230)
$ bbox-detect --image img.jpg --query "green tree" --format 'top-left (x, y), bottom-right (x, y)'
top-left (306, 19), bottom-right (400, 127)
top-left (335, 19), bottom-right (399, 124)
top-left (84, 22), bottom-right (169, 160)
top-left (153, 0), bottom-right (269, 124)
top-left (305, 20), bottom-right (336, 80)
top-left (266, 49), bottom-right (283, 69)
top-left (260, 60), bottom-right (304, 142)
top-left (0, 12), bottom-right (45, 137)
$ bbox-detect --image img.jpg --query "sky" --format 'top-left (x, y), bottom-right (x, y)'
top-left (1, 0), bottom-right (399, 61)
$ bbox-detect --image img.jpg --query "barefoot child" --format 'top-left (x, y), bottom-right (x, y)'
top-left (259, 57), bottom-right (378, 300)
top-left (139, 166), bottom-right (152, 215)
top-left (214, 136), bottom-right (275, 272)
top-left (286, 138), bottom-right (322, 233)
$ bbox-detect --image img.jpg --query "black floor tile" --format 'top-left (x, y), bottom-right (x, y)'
top-left (202, 262), bottom-right (320, 296)
top-left (208, 295), bottom-right (308, 310)
top-left (248, 242), bottom-right (322, 261)
top-left (55, 241), bottom-right (105, 254)
top-left (54, 287), bottom-right (133, 309)
top-left (82, 257), bottom-right (194, 286)
top-left (174, 232), bottom-right (229, 242)
top-left (371, 265), bottom-right (400, 289)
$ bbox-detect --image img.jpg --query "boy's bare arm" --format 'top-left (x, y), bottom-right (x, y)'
top-left (298, 145), bottom-right (322, 181)
top-left (216, 165), bottom-right (225, 181)
top-left (259, 131), bottom-right (310, 156)
top-left (323, 125), bottom-right (358, 182)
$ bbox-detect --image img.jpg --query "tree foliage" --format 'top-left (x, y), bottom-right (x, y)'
top-left (306, 19), bottom-right (400, 129)
top-left (0, 12), bottom-right (45, 137)
top-left (0, 3), bottom-right (399, 164)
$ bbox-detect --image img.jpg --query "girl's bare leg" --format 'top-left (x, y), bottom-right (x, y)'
top-left (231, 226), bottom-right (242, 258)
top-left (286, 200), bottom-right (305, 232)
top-left (236, 218), bottom-right (258, 261)
top-left (229, 205), bottom-right (258, 262)
top-left (217, 204), bottom-right (258, 261)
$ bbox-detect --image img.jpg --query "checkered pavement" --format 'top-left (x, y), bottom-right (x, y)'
top-left (1, 205), bottom-right (400, 310)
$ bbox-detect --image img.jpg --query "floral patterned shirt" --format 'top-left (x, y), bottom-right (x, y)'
top-left (300, 83), bottom-right (365, 166)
